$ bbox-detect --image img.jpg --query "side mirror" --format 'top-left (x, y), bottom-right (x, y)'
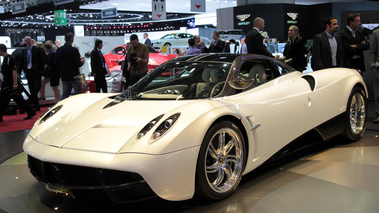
top-left (228, 75), bottom-right (254, 90)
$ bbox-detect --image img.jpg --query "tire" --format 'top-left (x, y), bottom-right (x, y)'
top-left (195, 121), bottom-right (246, 200)
top-left (343, 87), bottom-right (367, 141)
top-left (163, 43), bottom-right (171, 47)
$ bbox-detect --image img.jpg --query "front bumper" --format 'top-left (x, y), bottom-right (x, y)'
top-left (28, 155), bottom-right (155, 203)
top-left (23, 134), bottom-right (200, 201)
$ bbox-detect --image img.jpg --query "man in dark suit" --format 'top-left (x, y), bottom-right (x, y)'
top-left (312, 17), bottom-right (344, 71)
top-left (18, 36), bottom-right (45, 111)
top-left (340, 13), bottom-right (370, 72)
top-left (143, 33), bottom-right (152, 48)
top-left (370, 28), bottom-right (379, 123)
top-left (245, 17), bottom-right (277, 58)
top-left (56, 32), bottom-right (85, 100)
top-left (203, 31), bottom-right (225, 53)
top-left (90, 39), bottom-right (108, 93)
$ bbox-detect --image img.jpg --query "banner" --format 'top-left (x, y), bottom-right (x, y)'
top-left (191, 0), bottom-right (206, 13)
top-left (152, 0), bottom-right (166, 21)
top-left (11, 2), bottom-right (26, 15)
top-left (101, 7), bottom-right (117, 18)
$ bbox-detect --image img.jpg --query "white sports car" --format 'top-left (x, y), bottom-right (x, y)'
top-left (24, 54), bottom-right (367, 203)
top-left (152, 33), bottom-right (211, 50)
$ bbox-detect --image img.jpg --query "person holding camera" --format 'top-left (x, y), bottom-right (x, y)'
top-left (126, 34), bottom-right (149, 86)
top-left (0, 44), bottom-right (36, 122)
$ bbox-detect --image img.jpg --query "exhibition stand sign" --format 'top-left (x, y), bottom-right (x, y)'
top-left (54, 10), bottom-right (67, 26)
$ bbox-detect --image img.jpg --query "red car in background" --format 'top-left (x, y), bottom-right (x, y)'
top-left (103, 45), bottom-right (178, 74)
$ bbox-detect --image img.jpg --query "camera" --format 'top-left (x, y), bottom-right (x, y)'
top-left (130, 52), bottom-right (138, 69)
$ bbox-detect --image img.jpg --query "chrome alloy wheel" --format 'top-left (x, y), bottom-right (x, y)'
top-left (204, 127), bottom-right (244, 193)
top-left (349, 92), bottom-right (366, 135)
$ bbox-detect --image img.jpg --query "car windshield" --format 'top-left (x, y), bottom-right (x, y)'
top-left (117, 61), bottom-right (232, 100)
top-left (161, 34), bottom-right (176, 39)
top-left (148, 46), bottom-right (158, 53)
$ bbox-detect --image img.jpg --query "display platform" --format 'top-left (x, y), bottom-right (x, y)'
top-left (0, 129), bottom-right (378, 213)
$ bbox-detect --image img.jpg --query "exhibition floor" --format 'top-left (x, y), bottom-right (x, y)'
top-left (0, 102), bottom-right (378, 213)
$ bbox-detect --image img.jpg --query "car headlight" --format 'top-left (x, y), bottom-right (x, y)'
top-left (153, 113), bottom-right (180, 140)
top-left (137, 114), bottom-right (164, 139)
top-left (39, 105), bottom-right (63, 124)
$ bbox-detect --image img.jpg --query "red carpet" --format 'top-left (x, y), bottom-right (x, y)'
top-left (0, 106), bottom-right (51, 133)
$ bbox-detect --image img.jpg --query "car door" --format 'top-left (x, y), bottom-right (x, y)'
top-left (226, 58), bottom-right (313, 165)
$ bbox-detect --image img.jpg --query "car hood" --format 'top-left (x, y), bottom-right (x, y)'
top-left (29, 95), bottom-right (195, 154)
top-left (150, 53), bottom-right (178, 64)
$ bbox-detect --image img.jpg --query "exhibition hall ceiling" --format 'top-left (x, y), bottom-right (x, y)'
top-left (0, 0), bottom-right (377, 27)
top-left (80, 0), bottom-right (237, 14)
top-left (78, 0), bottom-right (379, 13)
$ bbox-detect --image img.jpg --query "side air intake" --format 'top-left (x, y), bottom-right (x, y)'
top-left (302, 75), bottom-right (316, 91)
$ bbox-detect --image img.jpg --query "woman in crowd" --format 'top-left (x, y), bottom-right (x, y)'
top-left (280, 25), bottom-right (307, 71)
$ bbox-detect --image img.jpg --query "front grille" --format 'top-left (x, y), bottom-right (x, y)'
top-left (27, 155), bottom-right (156, 203)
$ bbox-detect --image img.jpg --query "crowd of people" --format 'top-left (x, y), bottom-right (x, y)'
top-left (0, 32), bottom-right (85, 122)
top-left (183, 14), bottom-right (378, 123)
top-left (0, 13), bottom-right (378, 124)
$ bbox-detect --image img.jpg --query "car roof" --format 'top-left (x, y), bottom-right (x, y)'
top-left (169, 53), bottom-right (239, 63)
top-left (169, 53), bottom-right (277, 63)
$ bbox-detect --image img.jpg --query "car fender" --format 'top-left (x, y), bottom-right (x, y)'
top-left (118, 99), bottom-right (245, 155)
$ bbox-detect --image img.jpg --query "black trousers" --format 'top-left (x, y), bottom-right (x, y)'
top-left (26, 69), bottom-right (42, 107)
top-left (350, 58), bottom-right (365, 73)
top-left (95, 71), bottom-right (107, 93)
top-left (0, 83), bottom-right (35, 118)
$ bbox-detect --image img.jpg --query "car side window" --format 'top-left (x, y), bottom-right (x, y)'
top-left (239, 59), bottom-right (277, 87)
top-left (237, 59), bottom-right (277, 91)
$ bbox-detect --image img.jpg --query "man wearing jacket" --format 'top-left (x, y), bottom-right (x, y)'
top-left (91, 39), bottom-right (108, 93)
top-left (56, 32), bottom-right (85, 100)
top-left (370, 28), bottom-right (379, 123)
top-left (18, 36), bottom-right (45, 111)
top-left (340, 13), bottom-right (370, 72)
top-left (245, 17), bottom-right (277, 58)
top-left (312, 17), bottom-right (344, 71)
top-left (203, 31), bottom-right (225, 53)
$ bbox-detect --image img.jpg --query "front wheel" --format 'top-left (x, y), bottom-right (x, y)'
top-left (195, 121), bottom-right (246, 200)
top-left (343, 87), bottom-right (367, 141)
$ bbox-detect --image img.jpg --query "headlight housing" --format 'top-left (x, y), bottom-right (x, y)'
top-left (39, 105), bottom-right (63, 124)
top-left (153, 113), bottom-right (180, 140)
top-left (137, 114), bottom-right (164, 139)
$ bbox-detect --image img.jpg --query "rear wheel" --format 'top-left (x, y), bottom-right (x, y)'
top-left (344, 87), bottom-right (366, 141)
top-left (195, 121), bottom-right (246, 200)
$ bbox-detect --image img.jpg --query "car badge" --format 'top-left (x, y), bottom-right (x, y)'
top-left (236, 14), bottom-right (250, 22)
top-left (287, 13), bottom-right (298, 20)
